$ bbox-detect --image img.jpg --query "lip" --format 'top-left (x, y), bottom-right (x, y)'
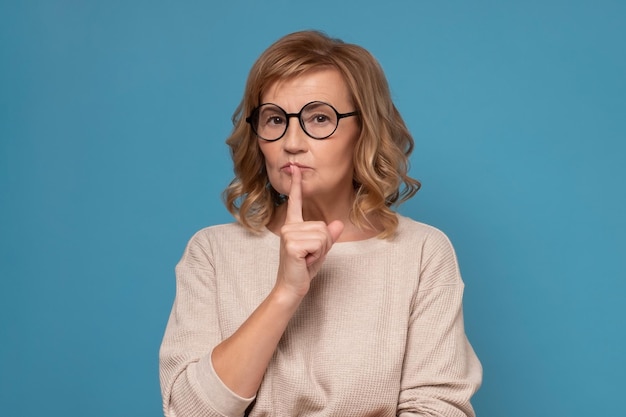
top-left (280, 162), bottom-right (311, 172)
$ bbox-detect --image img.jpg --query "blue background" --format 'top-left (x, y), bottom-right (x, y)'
top-left (1, 1), bottom-right (624, 416)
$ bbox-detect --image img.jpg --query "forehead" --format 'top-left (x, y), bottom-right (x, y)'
top-left (261, 68), bottom-right (352, 110)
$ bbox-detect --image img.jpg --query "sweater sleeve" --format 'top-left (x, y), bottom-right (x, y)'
top-left (397, 229), bottom-right (482, 417)
top-left (159, 230), bottom-right (255, 417)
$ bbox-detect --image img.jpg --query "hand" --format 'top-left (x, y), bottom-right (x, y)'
top-left (275, 165), bottom-right (344, 298)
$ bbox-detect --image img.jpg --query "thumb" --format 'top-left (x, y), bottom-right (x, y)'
top-left (327, 220), bottom-right (345, 244)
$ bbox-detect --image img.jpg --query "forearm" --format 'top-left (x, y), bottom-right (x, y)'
top-left (211, 285), bottom-right (303, 398)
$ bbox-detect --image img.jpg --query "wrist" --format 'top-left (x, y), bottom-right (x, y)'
top-left (269, 284), bottom-right (305, 312)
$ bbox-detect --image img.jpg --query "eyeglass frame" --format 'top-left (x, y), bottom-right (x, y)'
top-left (245, 101), bottom-right (360, 142)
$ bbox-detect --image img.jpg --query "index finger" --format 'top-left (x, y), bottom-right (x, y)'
top-left (285, 164), bottom-right (303, 223)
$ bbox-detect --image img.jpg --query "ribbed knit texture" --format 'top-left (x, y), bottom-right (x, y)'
top-left (159, 215), bottom-right (482, 417)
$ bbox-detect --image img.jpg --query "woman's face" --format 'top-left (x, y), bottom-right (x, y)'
top-left (258, 68), bottom-right (360, 202)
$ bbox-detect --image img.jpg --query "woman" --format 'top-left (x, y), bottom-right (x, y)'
top-left (160, 30), bottom-right (482, 417)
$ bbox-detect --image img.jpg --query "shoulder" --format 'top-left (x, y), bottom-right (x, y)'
top-left (179, 222), bottom-right (274, 266)
top-left (395, 215), bottom-right (462, 286)
top-left (395, 214), bottom-right (455, 249)
top-left (188, 222), bottom-right (270, 245)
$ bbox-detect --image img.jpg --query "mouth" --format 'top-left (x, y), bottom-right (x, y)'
top-left (280, 162), bottom-right (311, 173)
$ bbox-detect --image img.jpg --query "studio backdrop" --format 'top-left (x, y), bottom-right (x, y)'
top-left (1, 1), bottom-right (624, 416)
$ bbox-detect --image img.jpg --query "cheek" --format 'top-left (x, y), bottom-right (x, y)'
top-left (325, 144), bottom-right (355, 170)
top-left (266, 170), bottom-right (289, 196)
top-left (258, 143), bottom-right (277, 166)
top-left (259, 146), bottom-right (285, 192)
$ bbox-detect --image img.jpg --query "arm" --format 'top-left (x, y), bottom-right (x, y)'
top-left (159, 231), bottom-right (301, 416)
top-left (211, 165), bottom-right (343, 397)
top-left (160, 166), bottom-right (343, 416)
top-left (397, 230), bottom-right (482, 417)
top-left (159, 233), bottom-right (256, 417)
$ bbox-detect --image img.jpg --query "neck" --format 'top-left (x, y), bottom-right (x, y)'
top-left (303, 190), bottom-right (353, 223)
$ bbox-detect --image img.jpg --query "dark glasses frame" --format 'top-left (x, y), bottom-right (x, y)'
top-left (245, 101), bottom-right (359, 141)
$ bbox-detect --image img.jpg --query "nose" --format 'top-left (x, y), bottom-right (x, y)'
top-left (281, 117), bottom-right (308, 154)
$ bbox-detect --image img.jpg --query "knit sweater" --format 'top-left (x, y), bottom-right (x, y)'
top-left (159, 215), bottom-right (482, 417)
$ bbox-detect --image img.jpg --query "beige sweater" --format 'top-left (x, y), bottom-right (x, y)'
top-left (160, 215), bottom-right (482, 417)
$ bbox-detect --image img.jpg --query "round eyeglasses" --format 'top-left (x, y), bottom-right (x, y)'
top-left (245, 101), bottom-right (359, 141)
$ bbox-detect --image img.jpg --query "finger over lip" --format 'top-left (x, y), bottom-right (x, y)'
top-left (285, 165), bottom-right (303, 223)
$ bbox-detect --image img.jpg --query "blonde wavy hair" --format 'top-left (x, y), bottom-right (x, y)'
top-left (223, 30), bottom-right (420, 238)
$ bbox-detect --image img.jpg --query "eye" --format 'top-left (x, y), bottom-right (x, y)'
top-left (266, 115), bottom-right (285, 126)
top-left (305, 111), bottom-right (334, 126)
top-left (258, 109), bottom-right (286, 127)
top-left (302, 103), bottom-right (336, 127)
top-left (313, 114), bottom-right (331, 124)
